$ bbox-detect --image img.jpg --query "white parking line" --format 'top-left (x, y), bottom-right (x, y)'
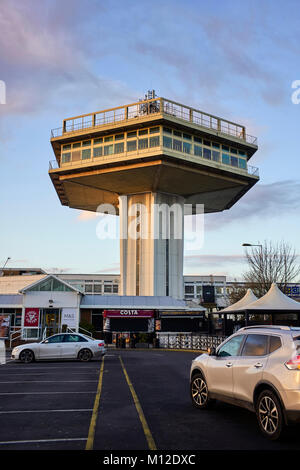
top-left (0, 438), bottom-right (87, 445)
top-left (0, 409), bottom-right (93, 414)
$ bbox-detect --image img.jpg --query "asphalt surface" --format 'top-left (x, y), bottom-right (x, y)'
top-left (0, 349), bottom-right (300, 451)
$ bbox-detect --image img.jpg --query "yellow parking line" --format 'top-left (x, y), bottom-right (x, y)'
top-left (119, 356), bottom-right (157, 451)
top-left (85, 357), bottom-right (105, 450)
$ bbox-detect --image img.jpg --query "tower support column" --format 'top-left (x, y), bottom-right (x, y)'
top-left (119, 192), bottom-right (184, 299)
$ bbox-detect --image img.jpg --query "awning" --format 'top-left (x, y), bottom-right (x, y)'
top-left (103, 309), bottom-right (154, 318)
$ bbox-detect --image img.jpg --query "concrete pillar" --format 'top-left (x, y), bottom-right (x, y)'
top-left (119, 192), bottom-right (184, 299)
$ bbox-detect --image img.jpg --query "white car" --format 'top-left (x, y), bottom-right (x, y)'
top-left (11, 333), bottom-right (106, 363)
top-left (190, 325), bottom-right (300, 440)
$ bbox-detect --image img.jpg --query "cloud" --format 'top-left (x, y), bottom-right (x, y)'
top-left (0, 0), bottom-right (136, 116)
top-left (184, 254), bottom-right (245, 268)
top-left (206, 180), bottom-right (300, 231)
top-left (96, 263), bottom-right (120, 274)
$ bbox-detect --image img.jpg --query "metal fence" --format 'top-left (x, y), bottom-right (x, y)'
top-left (156, 333), bottom-right (227, 351)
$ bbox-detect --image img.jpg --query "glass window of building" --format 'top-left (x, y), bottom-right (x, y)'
top-left (62, 153), bottom-right (71, 163)
top-left (222, 144), bottom-right (229, 151)
top-left (163, 136), bottom-right (172, 149)
top-left (222, 153), bottom-right (230, 165)
top-left (138, 138), bottom-right (148, 150)
top-left (73, 142), bottom-right (81, 149)
top-left (115, 133), bottom-right (124, 141)
top-left (194, 145), bottom-right (202, 157)
top-left (82, 140), bottom-right (91, 147)
top-left (231, 156), bottom-right (238, 167)
top-left (104, 136), bottom-right (113, 142)
top-left (150, 126), bottom-right (160, 134)
top-left (94, 138), bottom-right (103, 145)
top-left (94, 147), bottom-right (102, 158)
top-left (139, 129), bottom-right (148, 136)
top-left (104, 144), bottom-right (113, 155)
top-left (212, 150), bottom-right (220, 162)
top-left (174, 130), bottom-right (182, 137)
top-left (196, 285), bottom-right (202, 296)
top-left (127, 140), bottom-right (137, 151)
top-left (238, 158), bottom-right (247, 170)
top-left (230, 148), bottom-right (238, 154)
top-left (183, 142), bottom-right (191, 154)
top-left (212, 142), bottom-right (220, 149)
top-left (238, 150), bottom-right (246, 156)
top-left (62, 144), bottom-right (71, 150)
top-left (104, 284), bottom-right (113, 293)
top-left (183, 133), bottom-right (191, 140)
top-left (149, 136), bottom-right (159, 147)
top-left (194, 136), bottom-right (202, 144)
top-left (85, 284), bottom-right (93, 293)
top-left (94, 284), bottom-right (102, 293)
top-left (82, 148), bottom-right (91, 160)
top-left (127, 131), bottom-right (137, 138)
top-left (203, 148), bottom-right (211, 160)
top-left (185, 285), bottom-right (194, 294)
top-left (115, 142), bottom-right (124, 153)
top-left (113, 284), bottom-right (119, 293)
top-left (163, 127), bottom-right (172, 134)
top-left (173, 139), bottom-right (182, 152)
top-left (203, 139), bottom-right (211, 146)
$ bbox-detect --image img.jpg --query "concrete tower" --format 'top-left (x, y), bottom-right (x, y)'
top-left (49, 92), bottom-right (259, 299)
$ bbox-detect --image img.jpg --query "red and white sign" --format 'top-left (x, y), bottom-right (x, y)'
top-left (103, 310), bottom-right (154, 318)
top-left (24, 308), bottom-right (40, 327)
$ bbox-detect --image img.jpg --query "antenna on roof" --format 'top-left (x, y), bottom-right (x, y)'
top-left (139, 90), bottom-right (159, 115)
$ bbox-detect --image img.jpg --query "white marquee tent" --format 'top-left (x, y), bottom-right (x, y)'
top-left (220, 283), bottom-right (300, 313)
top-left (220, 289), bottom-right (258, 313)
top-left (242, 283), bottom-right (300, 311)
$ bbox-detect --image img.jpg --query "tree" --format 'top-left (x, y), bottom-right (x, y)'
top-left (243, 240), bottom-right (300, 297)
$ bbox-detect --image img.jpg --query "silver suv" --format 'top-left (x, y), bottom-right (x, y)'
top-left (190, 325), bottom-right (300, 440)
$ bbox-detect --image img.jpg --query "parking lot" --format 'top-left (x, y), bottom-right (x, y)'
top-left (0, 349), bottom-right (300, 450)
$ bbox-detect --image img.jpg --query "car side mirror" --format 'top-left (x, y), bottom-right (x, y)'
top-left (208, 346), bottom-right (216, 356)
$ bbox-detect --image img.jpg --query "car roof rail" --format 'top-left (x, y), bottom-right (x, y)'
top-left (238, 325), bottom-right (291, 332)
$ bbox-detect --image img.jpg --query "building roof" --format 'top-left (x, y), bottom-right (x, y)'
top-left (20, 274), bottom-right (82, 294)
top-left (0, 294), bottom-right (23, 307)
top-left (81, 295), bottom-right (205, 311)
top-left (0, 275), bottom-right (47, 295)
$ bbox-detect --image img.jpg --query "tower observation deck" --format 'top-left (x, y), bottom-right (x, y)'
top-left (49, 92), bottom-right (259, 299)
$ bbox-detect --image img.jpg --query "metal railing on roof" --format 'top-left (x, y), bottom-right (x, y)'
top-left (50, 97), bottom-right (257, 146)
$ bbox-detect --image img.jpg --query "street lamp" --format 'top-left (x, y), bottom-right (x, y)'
top-left (0, 257), bottom-right (11, 277)
top-left (242, 243), bottom-right (263, 252)
top-left (1, 257), bottom-right (11, 270)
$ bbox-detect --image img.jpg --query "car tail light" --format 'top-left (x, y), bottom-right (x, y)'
top-left (98, 342), bottom-right (104, 347)
top-left (285, 355), bottom-right (300, 370)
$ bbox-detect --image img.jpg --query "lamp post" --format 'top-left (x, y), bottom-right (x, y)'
top-left (0, 257), bottom-right (11, 275)
top-left (242, 243), bottom-right (263, 252)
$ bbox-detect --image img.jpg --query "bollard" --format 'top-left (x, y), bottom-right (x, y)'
top-left (0, 339), bottom-right (6, 365)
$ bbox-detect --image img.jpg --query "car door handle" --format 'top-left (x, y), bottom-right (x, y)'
top-left (226, 362), bottom-right (233, 368)
top-left (254, 362), bottom-right (263, 368)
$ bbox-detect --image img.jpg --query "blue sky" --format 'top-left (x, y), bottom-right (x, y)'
top-left (0, 0), bottom-right (300, 280)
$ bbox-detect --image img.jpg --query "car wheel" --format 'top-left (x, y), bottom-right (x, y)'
top-left (256, 390), bottom-right (284, 440)
top-left (78, 349), bottom-right (93, 362)
top-left (19, 349), bottom-right (35, 364)
top-left (190, 372), bottom-right (214, 409)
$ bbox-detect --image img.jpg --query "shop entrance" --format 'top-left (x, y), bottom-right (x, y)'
top-left (41, 309), bottom-right (61, 337)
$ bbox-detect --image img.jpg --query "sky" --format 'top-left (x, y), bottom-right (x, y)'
top-left (0, 0), bottom-right (300, 280)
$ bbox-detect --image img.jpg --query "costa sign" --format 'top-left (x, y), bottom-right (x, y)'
top-left (24, 308), bottom-right (40, 327)
top-left (104, 310), bottom-right (154, 318)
